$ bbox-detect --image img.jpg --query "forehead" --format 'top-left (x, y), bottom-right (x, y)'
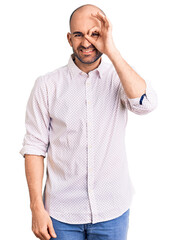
top-left (70, 7), bottom-right (101, 33)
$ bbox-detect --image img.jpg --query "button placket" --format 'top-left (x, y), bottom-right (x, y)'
top-left (85, 76), bottom-right (98, 222)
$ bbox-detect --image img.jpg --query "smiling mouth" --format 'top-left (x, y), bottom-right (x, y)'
top-left (80, 49), bottom-right (95, 54)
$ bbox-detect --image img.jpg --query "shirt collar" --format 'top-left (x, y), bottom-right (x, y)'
top-left (68, 54), bottom-right (105, 79)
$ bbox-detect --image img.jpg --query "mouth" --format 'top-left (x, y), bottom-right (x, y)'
top-left (80, 48), bottom-right (96, 55)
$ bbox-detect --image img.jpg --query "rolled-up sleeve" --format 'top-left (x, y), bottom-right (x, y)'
top-left (19, 76), bottom-right (51, 158)
top-left (119, 80), bottom-right (158, 115)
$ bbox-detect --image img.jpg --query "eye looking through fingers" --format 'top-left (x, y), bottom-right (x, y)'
top-left (91, 32), bottom-right (100, 38)
top-left (88, 26), bottom-right (101, 37)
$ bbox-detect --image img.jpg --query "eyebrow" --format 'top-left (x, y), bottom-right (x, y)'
top-left (72, 31), bottom-right (83, 35)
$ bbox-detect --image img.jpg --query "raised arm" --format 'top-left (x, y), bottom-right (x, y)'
top-left (86, 11), bottom-right (157, 114)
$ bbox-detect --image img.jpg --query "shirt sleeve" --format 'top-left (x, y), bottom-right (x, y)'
top-left (119, 79), bottom-right (158, 115)
top-left (19, 76), bottom-right (51, 158)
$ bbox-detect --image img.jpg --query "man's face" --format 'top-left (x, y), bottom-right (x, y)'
top-left (67, 8), bottom-right (103, 64)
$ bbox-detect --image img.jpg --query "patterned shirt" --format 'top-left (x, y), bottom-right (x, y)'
top-left (19, 55), bottom-right (157, 224)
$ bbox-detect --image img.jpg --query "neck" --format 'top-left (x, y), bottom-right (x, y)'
top-left (74, 57), bottom-right (101, 74)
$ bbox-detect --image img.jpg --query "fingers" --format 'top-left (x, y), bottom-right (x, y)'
top-left (84, 34), bottom-right (96, 46)
top-left (91, 11), bottom-right (106, 23)
top-left (48, 219), bottom-right (57, 238)
top-left (84, 26), bottom-right (100, 45)
top-left (33, 227), bottom-right (51, 240)
top-left (91, 11), bottom-right (111, 29)
top-left (32, 220), bottom-right (57, 240)
top-left (88, 26), bottom-right (100, 37)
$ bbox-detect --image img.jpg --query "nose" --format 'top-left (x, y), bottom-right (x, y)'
top-left (81, 36), bottom-right (91, 48)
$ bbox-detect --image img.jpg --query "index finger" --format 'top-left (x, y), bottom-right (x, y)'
top-left (92, 12), bottom-right (110, 28)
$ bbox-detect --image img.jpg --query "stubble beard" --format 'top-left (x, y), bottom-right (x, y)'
top-left (73, 46), bottom-right (103, 64)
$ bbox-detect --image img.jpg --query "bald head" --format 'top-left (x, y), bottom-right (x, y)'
top-left (69, 4), bottom-right (105, 31)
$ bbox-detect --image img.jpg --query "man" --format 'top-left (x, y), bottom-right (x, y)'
top-left (20, 4), bottom-right (157, 240)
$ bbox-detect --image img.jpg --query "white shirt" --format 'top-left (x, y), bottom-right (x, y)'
top-left (19, 55), bottom-right (157, 224)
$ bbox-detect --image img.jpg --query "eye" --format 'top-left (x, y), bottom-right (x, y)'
top-left (91, 32), bottom-right (100, 37)
top-left (73, 33), bottom-right (83, 38)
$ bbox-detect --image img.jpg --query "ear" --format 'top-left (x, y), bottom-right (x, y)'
top-left (67, 32), bottom-right (73, 47)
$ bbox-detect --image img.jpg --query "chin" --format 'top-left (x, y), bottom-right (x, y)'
top-left (74, 53), bottom-right (102, 65)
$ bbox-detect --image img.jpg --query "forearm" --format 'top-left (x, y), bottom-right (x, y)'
top-left (25, 154), bottom-right (45, 211)
top-left (108, 48), bottom-right (147, 99)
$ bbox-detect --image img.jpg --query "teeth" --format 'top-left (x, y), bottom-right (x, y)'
top-left (81, 49), bottom-right (94, 52)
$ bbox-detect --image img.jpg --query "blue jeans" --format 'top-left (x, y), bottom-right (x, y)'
top-left (50, 209), bottom-right (130, 240)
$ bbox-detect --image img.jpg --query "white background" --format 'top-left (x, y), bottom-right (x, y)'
top-left (0, 0), bottom-right (177, 239)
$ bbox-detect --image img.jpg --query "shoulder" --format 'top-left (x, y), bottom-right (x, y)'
top-left (42, 64), bottom-right (68, 82)
top-left (34, 64), bottom-right (68, 88)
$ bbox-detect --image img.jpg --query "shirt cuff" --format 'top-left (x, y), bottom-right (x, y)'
top-left (19, 145), bottom-right (47, 158)
top-left (139, 93), bottom-right (147, 105)
top-left (127, 80), bottom-right (151, 106)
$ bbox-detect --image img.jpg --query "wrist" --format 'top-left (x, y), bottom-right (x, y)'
top-left (30, 198), bottom-right (44, 212)
top-left (107, 47), bottom-right (122, 62)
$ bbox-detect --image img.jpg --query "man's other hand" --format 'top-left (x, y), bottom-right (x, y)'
top-left (31, 207), bottom-right (57, 240)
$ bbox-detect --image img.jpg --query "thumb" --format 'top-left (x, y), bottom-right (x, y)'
top-left (85, 35), bottom-right (96, 46)
top-left (48, 220), bottom-right (57, 238)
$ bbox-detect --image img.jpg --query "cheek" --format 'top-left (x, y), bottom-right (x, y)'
top-left (72, 41), bottom-right (80, 50)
